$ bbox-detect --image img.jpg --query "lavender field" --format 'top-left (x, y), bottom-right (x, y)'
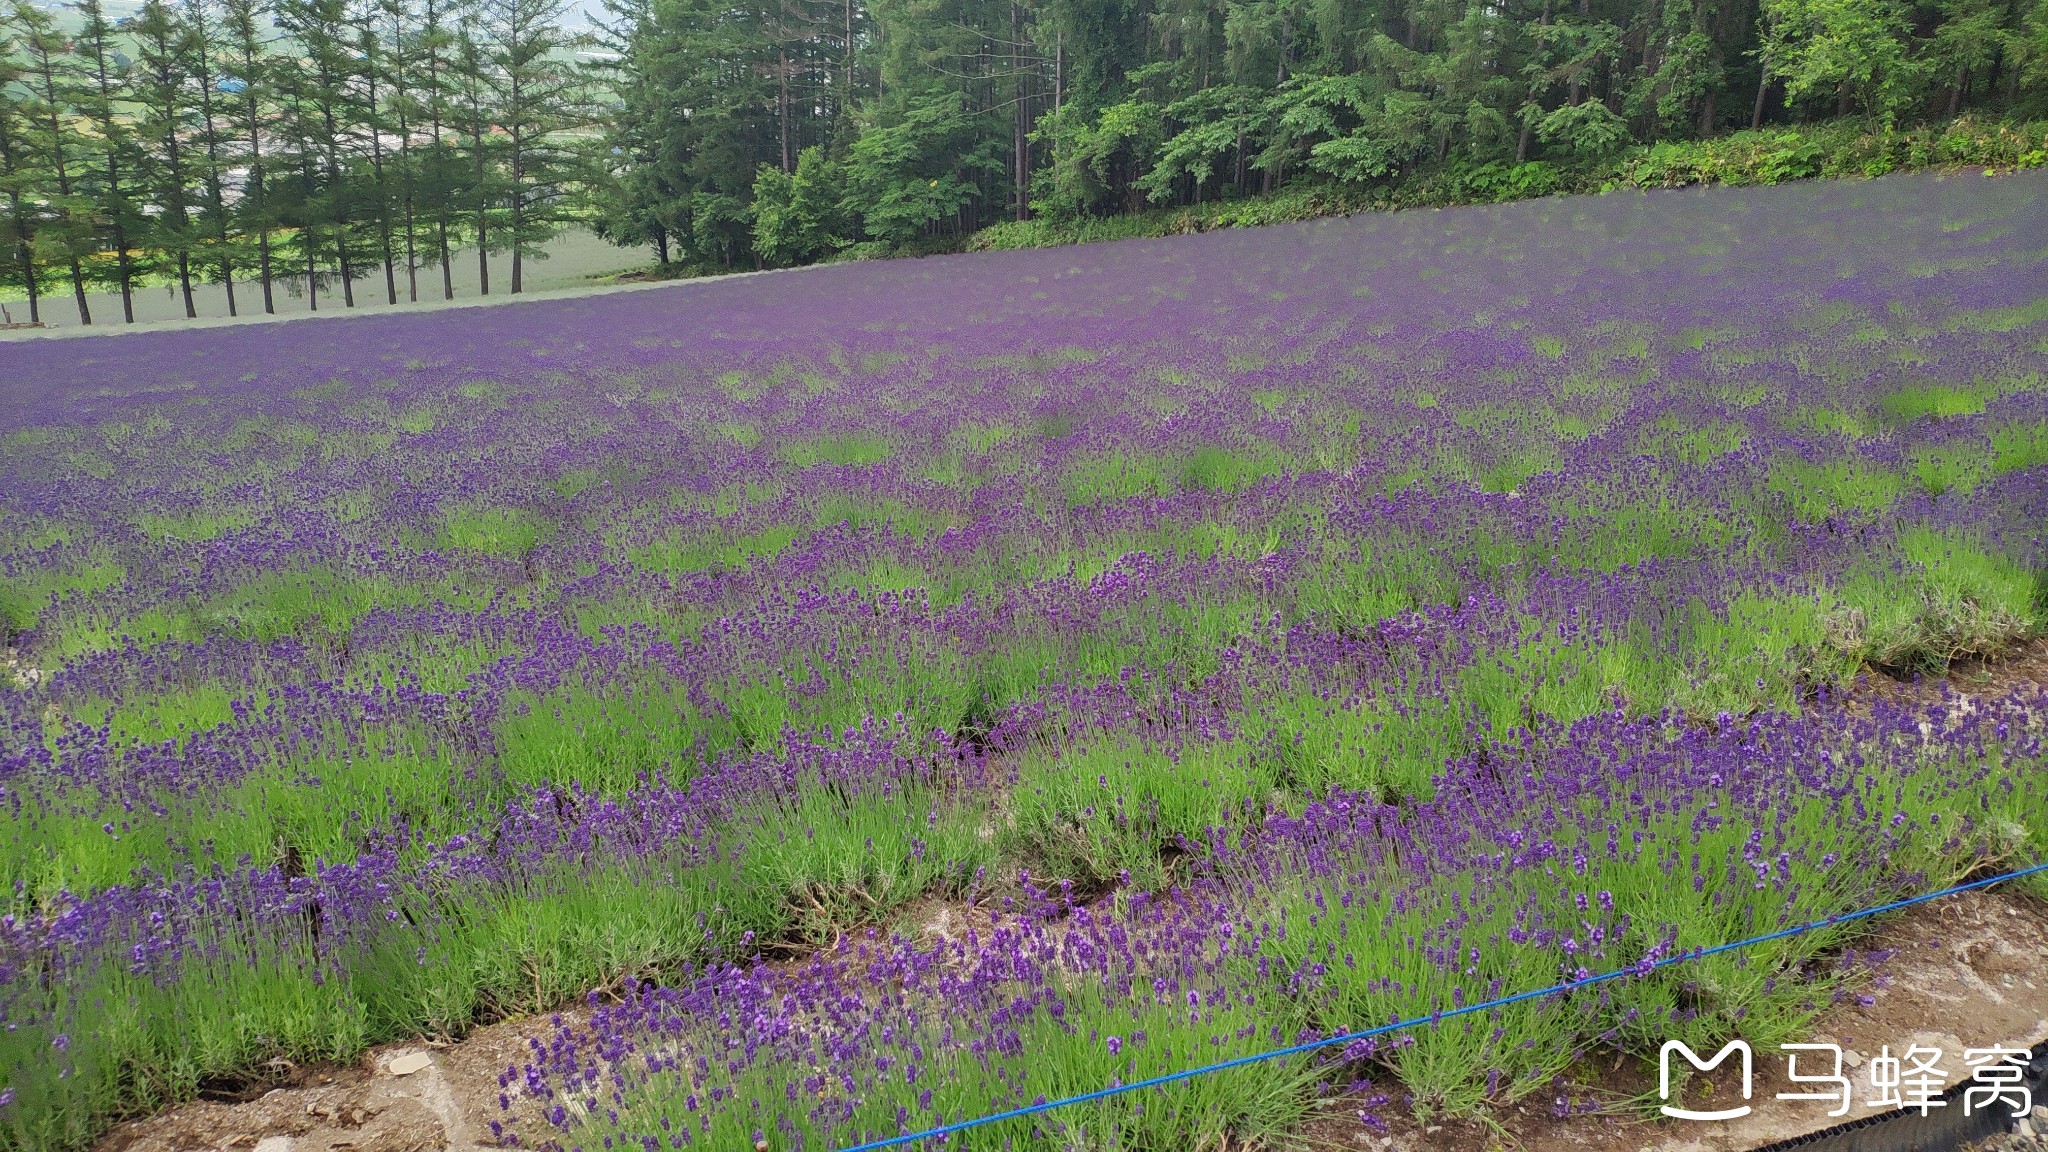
top-left (3, 170), bottom-right (2048, 1152)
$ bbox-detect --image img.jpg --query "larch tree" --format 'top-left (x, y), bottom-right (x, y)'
top-left (276, 0), bottom-right (367, 306)
top-left (479, 0), bottom-right (587, 292)
top-left (133, 0), bottom-right (202, 318)
top-left (357, 3), bottom-right (400, 304)
top-left (222, 0), bottom-right (279, 311)
top-left (0, 17), bottom-right (44, 322)
top-left (452, 20), bottom-right (498, 294)
top-left (8, 1), bottom-right (96, 323)
top-left (183, 0), bottom-right (243, 314)
top-left (75, 0), bottom-right (146, 321)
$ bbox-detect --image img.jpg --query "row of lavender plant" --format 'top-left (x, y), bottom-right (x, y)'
top-left (496, 691), bottom-right (2048, 1152)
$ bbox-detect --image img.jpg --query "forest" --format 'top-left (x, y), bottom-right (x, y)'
top-left (3, 0), bottom-right (2048, 321)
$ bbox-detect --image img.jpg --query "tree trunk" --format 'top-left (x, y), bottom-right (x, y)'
top-left (190, 6), bottom-right (238, 316)
top-left (392, 11), bottom-right (420, 305)
top-left (318, 93), bottom-right (356, 308)
top-left (31, 47), bottom-right (91, 324)
top-left (70, 260), bottom-right (91, 324)
top-left (472, 117), bottom-right (489, 295)
top-left (89, 39), bottom-right (136, 322)
top-left (258, 232), bottom-right (274, 311)
top-left (428, 0), bottom-right (455, 299)
top-left (8, 202), bottom-right (38, 324)
top-left (300, 146), bottom-right (320, 310)
top-left (510, 127), bottom-right (523, 293)
top-left (365, 55), bottom-right (399, 304)
top-left (1698, 86), bottom-right (1715, 138)
top-left (1012, 1), bottom-right (1028, 220)
top-left (241, 44), bottom-right (274, 313)
top-left (162, 111), bottom-right (197, 317)
top-left (114, 223), bottom-right (135, 323)
top-left (1751, 68), bottom-right (1769, 129)
top-left (1570, 0), bottom-right (1591, 104)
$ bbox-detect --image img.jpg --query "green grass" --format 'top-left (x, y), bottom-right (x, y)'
top-left (438, 506), bottom-right (552, 556)
top-left (1766, 456), bottom-right (1906, 520)
top-left (1880, 384), bottom-right (1986, 422)
top-left (628, 523), bottom-right (801, 575)
top-left (1004, 735), bottom-right (1280, 892)
top-left (779, 432), bottom-right (894, 468)
top-left (1829, 526), bottom-right (2044, 672)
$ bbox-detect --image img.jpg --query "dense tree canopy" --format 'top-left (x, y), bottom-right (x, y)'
top-left (598, 0), bottom-right (2048, 270)
top-left (3, 0), bottom-right (2046, 314)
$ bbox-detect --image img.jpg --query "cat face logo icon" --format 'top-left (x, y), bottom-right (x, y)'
top-left (1660, 1040), bottom-right (1754, 1120)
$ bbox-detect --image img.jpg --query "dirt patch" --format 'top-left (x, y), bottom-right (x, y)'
top-left (93, 1009), bottom-right (588, 1152)
top-left (1846, 637), bottom-right (2048, 713)
top-left (1307, 888), bottom-right (2048, 1152)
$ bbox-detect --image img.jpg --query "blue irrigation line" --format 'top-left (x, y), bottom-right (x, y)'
top-left (834, 859), bottom-right (2048, 1152)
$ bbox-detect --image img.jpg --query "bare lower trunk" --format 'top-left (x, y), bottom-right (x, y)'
top-left (438, 216), bottom-right (454, 299)
top-left (178, 252), bottom-right (196, 317)
top-left (1014, 96), bottom-right (1029, 220)
top-left (1752, 68), bottom-right (1769, 129)
top-left (404, 201), bottom-right (419, 303)
top-left (9, 212), bottom-right (38, 323)
top-left (258, 232), bottom-right (275, 313)
top-left (114, 223), bottom-right (135, 322)
top-left (337, 230), bottom-right (355, 307)
top-left (69, 259), bottom-right (90, 324)
top-left (220, 233), bottom-right (238, 316)
top-left (1698, 87), bottom-right (1715, 138)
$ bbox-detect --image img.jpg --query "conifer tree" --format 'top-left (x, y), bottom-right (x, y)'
top-left (75, 0), bottom-right (145, 321)
top-left (183, 0), bottom-right (242, 314)
top-left (221, 0), bottom-right (279, 311)
top-left (0, 18), bottom-right (43, 322)
top-left (8, 2), bottom-right (95, 322)
top-left (133, 0), bottom-right (202, 317)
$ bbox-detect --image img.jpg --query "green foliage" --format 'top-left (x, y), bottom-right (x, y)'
top-left (1762, 0), bottom-right (1923, 121)
top-left (1881, 383), bottom-right (1987, 421)
top-left (750, 146), bottom-right (848, 266)
top-left (1004, 735), bottom-right (1277, 891)
top-left (841, 91), bottom-right (992, 247)
top-left (1830, 527), bottom-right (2044, 671)
top-left (1536, 101), bottom-right (1634, 158)
top-left (779, 431), bottom-right (893, 467)
top-left (438, 506), bottom-right (551, 555)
